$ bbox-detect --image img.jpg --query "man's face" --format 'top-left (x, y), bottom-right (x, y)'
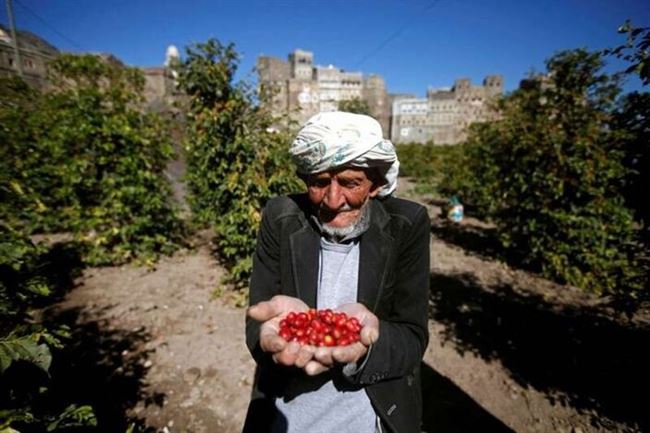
top-left (306, 168), bottom-right (380, 229)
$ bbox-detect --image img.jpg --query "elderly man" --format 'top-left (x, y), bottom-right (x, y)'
top-left (244, 112), bottom-right (430, 433)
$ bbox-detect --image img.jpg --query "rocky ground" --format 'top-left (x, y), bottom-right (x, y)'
top-left (42, 179), bottom-right (648, 433)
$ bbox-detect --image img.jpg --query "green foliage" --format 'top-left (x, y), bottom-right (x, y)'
top-left (0, 403), bottom-right (96, 433)
top-left (438, 124), bottom-right (506, 219)
top-left (0, 54), bottom-right (181, 431)
top-left (604, 21), bottom-right (649, 228)
top-left (46, 405), bottom-right (97, 432)
top-left (177, 39), bottom-right (301, 289)
top-left (441, 49), bottom-right (644, 296)
top-left (612, 91), bottom-right (649, 235)
top-left (0, 335), bottom-right (51, 374)
top-left (0, 55), bottom-right (184, 265)
top-left (338, 97), bottom-right (373, 116)
top-left (396, 142), bottom-right (465, 197)
top-left (605, 20), bottom-right (650, 85)
top-left (0, 225), bottom-right (94, 432)
top-left (1, 224), bottom-right (54, 320)
top-left (396, 142), bottom-right (437, 179)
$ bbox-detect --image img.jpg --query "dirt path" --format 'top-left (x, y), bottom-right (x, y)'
top-left (45, 179), bottom-right (648, 433)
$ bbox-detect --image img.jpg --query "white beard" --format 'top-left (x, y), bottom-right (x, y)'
top-left (319, 201), bottom-right (371, 242)
top-left (321, 221), bottom-right (358, 239)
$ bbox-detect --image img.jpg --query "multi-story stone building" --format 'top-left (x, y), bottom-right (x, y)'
top-left (391, 75), bottom-right (503, 145)
top-left (257, 49), bottom-right (389, 136)
top-left (390, 95), bottom-right (431, 144)
top-left (0, 24), bottom-right (58, 88)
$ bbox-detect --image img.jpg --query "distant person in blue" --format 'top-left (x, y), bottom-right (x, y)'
top-left (244, 111), bottom-right (430, 433)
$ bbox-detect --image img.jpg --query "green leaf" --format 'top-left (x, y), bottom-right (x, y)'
top-left (46, 405), bottom-right (97, 432)
top-left (0, 344), bottom-right (12, 373)
top-left (0, 336), bottom-right (52, 374)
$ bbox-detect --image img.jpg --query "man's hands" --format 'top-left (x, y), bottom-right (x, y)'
top-left (247, 295), bottom-right (379, 376)
top-left (248, 295), bottom-right (323, 374)
top-left (311, 302), bottom-right (379, 370)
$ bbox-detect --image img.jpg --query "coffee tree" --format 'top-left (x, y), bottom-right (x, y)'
top-left (338, 97), bottom-right (373, 116)
top-left (607, 21), bottom-right (650, 244)
top-left (613, 92), bottom-right (649, 240)
top-left (177, 39), bottom-right (301, 290)
top-left (0, 53), bottom-right (186, 431)
top-left (442, 49), bottom-right (644, 296)
top-left (606, 20), bottom-right (650, 86)
top-left (1, 222), bottom-right (96, 431)
top-left (0, 55), bottom-right (184, 265)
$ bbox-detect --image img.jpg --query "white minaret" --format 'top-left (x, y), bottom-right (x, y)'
top-left (165, 45), bottom-right (180, 67)
top-left (165, 45), bottom-right (180, 79)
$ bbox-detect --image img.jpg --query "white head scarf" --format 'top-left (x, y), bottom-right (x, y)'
top-left (290, 111), bottom-right (399, 197)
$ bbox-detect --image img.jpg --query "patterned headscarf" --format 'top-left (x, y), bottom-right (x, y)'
top-left (290, 111), bottom-right (399, 197)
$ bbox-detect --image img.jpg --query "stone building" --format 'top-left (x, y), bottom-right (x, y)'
top-left (140, 45), bottom-right (186, 114)
top-left (0, 24), bottom-right (58, 88)
top-left (391, 75), bottom-right (503, 145)
top-left (141, 66), bottom-right (180, 112)
top-left (390, 96), bottom-right (431, 143)
top-left (362, 74), bottom-right (389, 136)
top-left (257, 49), bottom-right (389, 136)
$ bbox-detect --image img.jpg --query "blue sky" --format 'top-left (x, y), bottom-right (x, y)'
top-left (2, 0), bottom-right (648, 95)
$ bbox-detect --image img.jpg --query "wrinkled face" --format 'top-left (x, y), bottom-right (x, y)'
top-left (306, 168), bottom-right (381, 229)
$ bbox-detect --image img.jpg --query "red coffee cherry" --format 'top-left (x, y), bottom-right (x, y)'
top-left (278, 309), bottom-right (362, 346)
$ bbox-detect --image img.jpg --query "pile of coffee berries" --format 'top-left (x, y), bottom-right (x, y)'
top-left (279, 308), bottom-right (361, 347)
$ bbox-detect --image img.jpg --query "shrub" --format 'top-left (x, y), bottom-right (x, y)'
top-left (396, 142), bottom-right (465, 196)
top-left (338, 98), bottom-right (373, 116)
top-left (177, 39), bottom-right (301, 289)
top-left (612, 91), bottom-right (649, 237)
top-left (441, 49), bottom-right (644, 296)
top-left (396, 141), bottom-right (437, 180)
top-left (437, 123), bottom-right (507, 219)
top-left (0, 223), bottom-right (96, 432)
top-left (0, 55), bottom-right (185, 265)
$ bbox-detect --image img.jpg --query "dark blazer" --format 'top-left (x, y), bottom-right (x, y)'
top-left (244, 193), bottom-right (431, 433)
